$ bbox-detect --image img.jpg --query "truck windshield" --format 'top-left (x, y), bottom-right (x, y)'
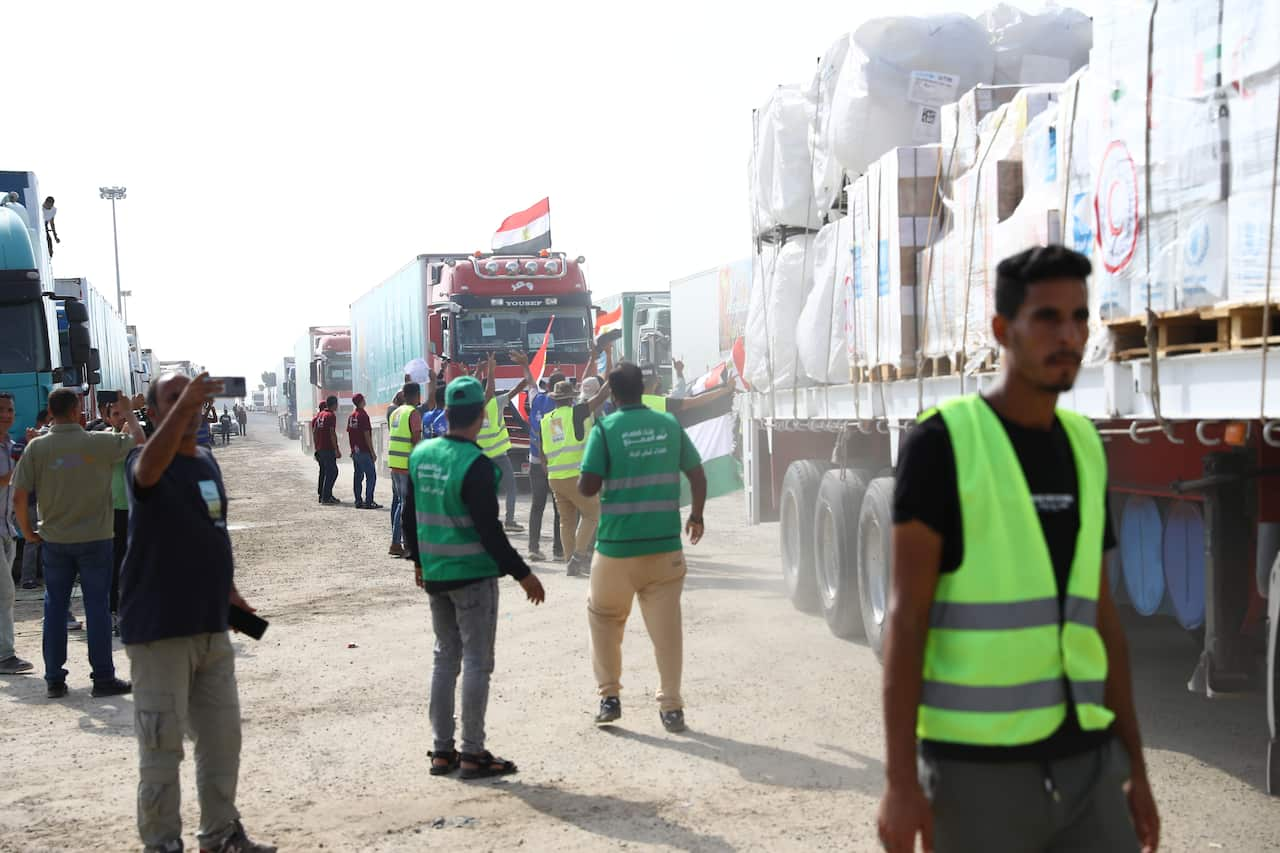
top-left (525, 311), bottom-right (591, 355)
top-left (0, 301), bottom-right (51, 374)
top-left (323, 354), bottom-right (353, 391)
top-left (457, 312), bottom-right (530, 352)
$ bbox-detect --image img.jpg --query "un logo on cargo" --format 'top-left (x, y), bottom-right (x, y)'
top-left (1185, 221), bottom-right (1209, 267)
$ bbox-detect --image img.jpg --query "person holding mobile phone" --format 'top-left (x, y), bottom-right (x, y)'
top-left (119, 372), bottom-right (276, 853)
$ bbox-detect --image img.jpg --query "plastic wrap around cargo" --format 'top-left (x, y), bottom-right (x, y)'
top-left (798, 215), bottom-right (852, 383)
top-left (981, 3), bottom-right (1092, 86)
top-left (810, 35), bottom-right (852, 214)
top-left (753, 86), bottom-right (821, 233)
top-left (744, 237), bottom-right (816, 391)
top-left (826, 14), bottom-right (994, 183)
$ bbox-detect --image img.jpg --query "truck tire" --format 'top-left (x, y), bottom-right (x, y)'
top-left (815, 469), bottom-right (869, 638)
top-left (1267, 552), bottom-right (1279, 795)
top-left (780, 460), bottom-right (831, 612)
top-left (857, 476), bottom-right (895, 661)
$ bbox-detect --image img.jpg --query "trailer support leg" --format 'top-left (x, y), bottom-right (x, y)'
top-left (1189, 449), bottom-right (1254, 697)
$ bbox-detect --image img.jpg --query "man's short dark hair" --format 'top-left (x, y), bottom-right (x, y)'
top-left (325, 395), bottom-right (339, 409)
top-left (609, 362), bottom-right (645, 405)
top-left (48, 388), bottom-right (79, 418)
top-left (995, 245), bottom-right (1092, 319)
top-left (447, 402), bottom-right (484, 429)
top-left (402, 382), bottom-right (421, 404)
top-left (35, 408), bottom-right (48, 423)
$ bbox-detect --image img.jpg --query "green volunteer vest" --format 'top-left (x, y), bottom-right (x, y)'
top-left (642, 393), bottom-right (667, 413)
top-left (594, 406), bottom-right (684, 557)
top-left (542, 404), bottom-right (591, 480)
top-left (410, 437), bottom-right (501, 584)
top-left (918, 394), bottom-right (1114, 746)
top-left (477, 397), bottom-right (512, 459)
top-left (388, 404), bottom-right (417, 471)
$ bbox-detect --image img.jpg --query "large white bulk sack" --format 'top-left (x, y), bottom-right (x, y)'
top-left (744, 246), bottom-right (777, 389)
top-left (744, 237), bottom-right (816, 391)
top-left (753, 86), bottom-right (821, 232)
top-left (828, 14), bottom-right (994, 180)
top-left (798, 217), bottom-right (853, 383)
top-left (810, 35), bottom-right (852, 214)
top-left (981, 4), bottom-right (1092, 85)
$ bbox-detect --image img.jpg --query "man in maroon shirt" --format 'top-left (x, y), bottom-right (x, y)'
top-left (347, 394), bottom-right (381, 509)
top-left (313, 396), bottom-right (341, 505)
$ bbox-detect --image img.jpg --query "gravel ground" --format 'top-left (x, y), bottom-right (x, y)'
top-left (1, 413), bottom-right (1277, 851)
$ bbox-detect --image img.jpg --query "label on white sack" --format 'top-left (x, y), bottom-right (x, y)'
top-left (908, 71), bottom-right (961, 107)
top-left (912, 104), bottom-right (943, 143)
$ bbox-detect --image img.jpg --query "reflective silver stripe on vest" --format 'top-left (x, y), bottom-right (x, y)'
top-left (547, 462), bottom-right (582, 474)
top-left (930, 595), bottom-right (1098, 631)
top-left (423, 541), bottom-right (486, 556)
top-left (387, 449), bottom-right (410, 458)
top-left (601, 499), bottom-right (680, 515)
top-left (1070, 679), bottom-right (1107, 707)
top-left (415, 512), bottom-right (474, 529)
top-left (605, 473), bottom-right (681, 490)
top-left (544, 444), bottom-right (584, 458)
top-left (921, 678), bottom-right (1066, 713)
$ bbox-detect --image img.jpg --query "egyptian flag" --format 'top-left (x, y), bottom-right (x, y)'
top-left (595, 305), bottom-right (622, 337)
top-left (492, 197), bottom-right (551, 255)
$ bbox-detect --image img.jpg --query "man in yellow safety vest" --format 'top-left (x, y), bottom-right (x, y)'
top-left (878, 246), bottom-right (1159, 852)
top-left (478, 352), bottom-right (529, 533)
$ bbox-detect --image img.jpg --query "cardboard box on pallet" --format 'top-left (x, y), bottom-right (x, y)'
top-left (846, 170), bottom-right (878, 371)
top-left (1228, 189), bottom-right (1280, 304)
top-left (940, 84), bottom-right (1029, 175)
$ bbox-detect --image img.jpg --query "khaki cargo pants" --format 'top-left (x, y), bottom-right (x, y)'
top-left (127, 632), bottom-right (242, 852)
top-left (588, 549), bottom-right (686, 712)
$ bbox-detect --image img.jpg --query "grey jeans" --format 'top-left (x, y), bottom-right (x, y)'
top-left (0, 536), bottom-right (16, 660)
top-left (127, 632), bottom-right (242, 852)
top-left (428, 577), bottom-right (499, 756)
top-left (919, 739), bottom-right (1139, 852)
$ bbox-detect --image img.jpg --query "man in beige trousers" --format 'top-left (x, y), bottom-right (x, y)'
top-left (121, 372), bottom-right (274, 853)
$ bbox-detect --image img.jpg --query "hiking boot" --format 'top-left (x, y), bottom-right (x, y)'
top-left (595, 696), bottom-right (621, 724)
top-left (389, 543), bottom-right (404, 557)
top-left (660, 709), bottom-right (687, 733)
top-left (0, 656), bottom-right (33, 675)
top-left (47, 681), bottom-right (68, 699)
top-left (91, 677), bottom-right (133, 698)
top-left (200, 820), bottom-right (276, 853)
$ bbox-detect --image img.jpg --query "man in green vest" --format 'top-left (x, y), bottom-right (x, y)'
top-left (387, 383), bottom-right (422, 558)
top-left (579, 362), bottom-right (706, 733)
top-left (403, 376), bottom-right (545, 779)
top-left (878, 246), bottom-right (1159, 852)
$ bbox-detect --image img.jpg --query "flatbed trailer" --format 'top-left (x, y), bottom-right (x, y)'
top-left (743, 346), bottom-right (1280, 793)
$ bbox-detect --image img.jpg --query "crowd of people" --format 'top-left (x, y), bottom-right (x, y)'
top-left (2, 382), bottom-right (274, 852)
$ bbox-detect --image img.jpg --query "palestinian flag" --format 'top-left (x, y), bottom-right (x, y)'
top-left (676, 360), bottom-right (743, 506)
top-left (492, 197), bottom-right (551, 255)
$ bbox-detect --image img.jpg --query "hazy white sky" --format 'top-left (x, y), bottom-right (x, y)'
top-left (8, 0), bottom-right (1093, 384)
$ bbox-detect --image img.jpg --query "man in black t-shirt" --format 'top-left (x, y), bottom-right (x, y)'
top-left (121, 372), bottom-right (275, 853)
top-left (877, 247), bottom-right (1159, 853)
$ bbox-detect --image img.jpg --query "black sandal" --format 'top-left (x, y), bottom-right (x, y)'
top-left (459, 750), bottom-right (518, 780)
top-left (428, 750), bottom-right (459, 776)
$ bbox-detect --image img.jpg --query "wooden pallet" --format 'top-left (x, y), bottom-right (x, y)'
top-left (920, 352), bottom-right (961, 378)
top-left (1106, 302), bottom-right (1280, 360)
top-left (850, 363), bottom-right (917, 383)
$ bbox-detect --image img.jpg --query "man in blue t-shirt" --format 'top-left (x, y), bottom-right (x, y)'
top-left (121, 371), bottom-right (275, 853)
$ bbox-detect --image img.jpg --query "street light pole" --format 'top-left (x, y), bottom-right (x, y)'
top-left (99, 186), bottom-right (127, 315)
top-left (120, 290), bottom-right (132, 327)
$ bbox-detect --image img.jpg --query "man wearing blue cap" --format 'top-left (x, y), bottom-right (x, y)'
top-left (403, 376), bottom-right (546, 780)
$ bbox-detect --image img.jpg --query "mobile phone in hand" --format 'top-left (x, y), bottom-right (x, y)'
top-left (211, 377), bottom-right (248, 398)
top-left (228, 603), bottom-right (268, 640)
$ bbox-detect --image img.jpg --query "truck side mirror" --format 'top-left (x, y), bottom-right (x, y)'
top-left (88, 348), bottom-right (101, 371)
top-left (64, 300), bottom-right (89, 324)
top-left (68, 325), bottom-right (93, 364)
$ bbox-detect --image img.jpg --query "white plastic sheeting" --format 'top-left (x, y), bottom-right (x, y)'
top-left (798, 216), bottom-right (853, 383)
top-left (809, 35), bottom-right (852, 214)
top-left (753, 86), bottom-right (821, 233)
top-left (827, 14), bottom-right (994, 181)
top-left (981, 4), bottom-right (1092, 85)
top-left (744, 236), bottom-right (817, 391)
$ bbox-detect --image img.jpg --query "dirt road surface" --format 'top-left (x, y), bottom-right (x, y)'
top-left (2, 413), bottom-right (1278, 851)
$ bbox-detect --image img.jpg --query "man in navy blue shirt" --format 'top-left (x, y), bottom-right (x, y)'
top-left (121, 372), bottom-right (275, 853)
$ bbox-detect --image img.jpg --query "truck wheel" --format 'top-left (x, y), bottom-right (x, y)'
top-left (1267, 553), bottom-right (1279, 794)
top-left (815, 469), bottom-right (869, 638)
top-left (780, 460), bottom-right (831, 612)
top-left (857, 476), bottom-right (895, 660)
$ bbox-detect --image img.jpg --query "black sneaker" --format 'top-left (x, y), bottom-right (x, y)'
top-left (364, 501), bottom-right (383, 510)
top-left (660, 709), bottom-right (687, 733)
top-left (201, 819), bottom-right (276, 853)
top-left (91, 677), bottom-right (132, 698)
top-left (595, 696), bottom-right (621, 724)
top-left (47, 681), bottom-right (68, 699)
top-left (21, 581), bottom-right (38, 590)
